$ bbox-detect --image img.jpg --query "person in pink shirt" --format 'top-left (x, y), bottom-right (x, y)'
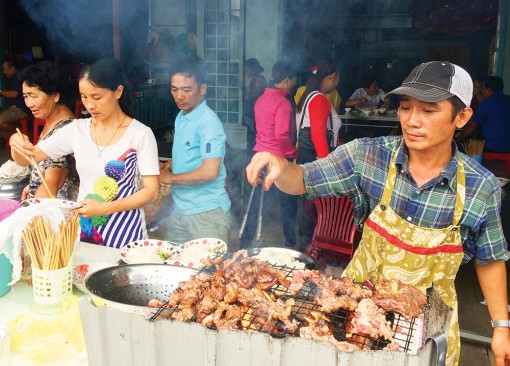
top-left (240, 62), bottom-right (298, 249)
top-left (253, 63), bottom-right (297, 159)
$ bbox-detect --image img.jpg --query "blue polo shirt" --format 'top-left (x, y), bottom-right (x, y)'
top-left (472, 91), bottom-right (510, 153)
top-left (171, 100), bottom-right (231, 215)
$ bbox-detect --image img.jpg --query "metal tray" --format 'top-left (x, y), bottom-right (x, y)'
top-left (247, 247), bottom-right (318, 269)
top-left (83, 263), bottom-right (198, 318)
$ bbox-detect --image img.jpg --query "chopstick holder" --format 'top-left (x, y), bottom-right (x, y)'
top-left (15, 128), bottom-right (56, 199)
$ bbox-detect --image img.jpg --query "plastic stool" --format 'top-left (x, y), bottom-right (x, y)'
top-left (74, 99), bottom-right (84, 118)
top-left (33, 118), bottom-right (46, 144)
top-left (5, 116), bottom-right (30, 150)
top-left (483, 152), bottom-right (510, 177)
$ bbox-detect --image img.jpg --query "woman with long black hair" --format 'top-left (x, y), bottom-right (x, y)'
top-left (10, 59), bottom-right (159, 248)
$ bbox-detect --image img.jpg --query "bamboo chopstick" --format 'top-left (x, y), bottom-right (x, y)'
top-left (22, 213), bottom-right (80, 270)
top-left (15, 128), bottom-right (56, 199)
top-left (460, 139), bottom-right (484, 156)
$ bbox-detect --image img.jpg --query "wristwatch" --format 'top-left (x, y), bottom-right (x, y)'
top-left (491, 319), bottom-right (510, 328)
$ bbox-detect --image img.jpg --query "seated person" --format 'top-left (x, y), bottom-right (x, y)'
top-left (0, 59), bottom-right (30, 134)
top-left (19, 61), bottom-right (79, 201)
top-left (458, 76), bottom-right (510, 153)
top-left (345, 77), bottom-right (386, 110)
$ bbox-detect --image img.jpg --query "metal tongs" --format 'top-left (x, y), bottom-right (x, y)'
top-left (238, 168), bottom-right (266, 241)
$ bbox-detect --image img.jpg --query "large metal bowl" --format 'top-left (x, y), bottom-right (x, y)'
top-left (83, 264), bottom-right (197, 317)
top-left (247, 247), bottom-right (318, 269)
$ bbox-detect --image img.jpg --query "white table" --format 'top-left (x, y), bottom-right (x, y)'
top-left (339, 112), bottom-right (400, 128)
top-left (0, 242), bottom-right (120, 366)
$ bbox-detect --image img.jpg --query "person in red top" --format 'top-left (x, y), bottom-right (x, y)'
top-left (296, 58), bottom-right (340, 164)
top-left (295, 58), bottom-right (341, 252)
top-left (240, 62), bottom-right (298, 249)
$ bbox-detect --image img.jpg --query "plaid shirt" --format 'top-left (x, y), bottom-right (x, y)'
top-left (302, 136), bottom-right (509, 264)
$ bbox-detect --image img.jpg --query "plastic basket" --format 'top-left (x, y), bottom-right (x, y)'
top-left (31, 260), bottom-right (73, 313)
top-left (0, 254), bottom-right (13, 297)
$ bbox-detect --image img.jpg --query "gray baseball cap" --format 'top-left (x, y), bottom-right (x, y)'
top-left (386, 61), bottom-right (473, 107)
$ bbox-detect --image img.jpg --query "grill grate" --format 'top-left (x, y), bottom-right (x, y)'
top-left (149, 253), bottom-right (421, 353)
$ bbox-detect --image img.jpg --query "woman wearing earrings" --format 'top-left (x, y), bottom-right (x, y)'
top-left (19, 60), bottom-right (79, 201)
top-left (10, 58), bottom-right (160, 248)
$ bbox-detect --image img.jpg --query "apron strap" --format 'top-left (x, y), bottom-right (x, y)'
top-left (381, 145), bottom-right (466, 226)
top-left (453, 156), bottom-right (465, 226)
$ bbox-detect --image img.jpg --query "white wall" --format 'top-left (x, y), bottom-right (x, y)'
top-left (245, 0), bottom-right (281, 81)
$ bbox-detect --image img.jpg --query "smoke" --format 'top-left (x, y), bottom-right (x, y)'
top-left (18, 1), bottom-right (106, 60)
top-left (18, 0), bottom-right (146, 64)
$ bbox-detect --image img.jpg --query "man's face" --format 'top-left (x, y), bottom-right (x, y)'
top-left (170, 73), bottom-right (206, 115)
top-left (481, 84), bottom-right (492, 99)
top-left (366, 81), bottom-right (379, 96)
top-left (398, 95), bottom-right (471, 154)
top-left (2, 62), bottom-right (16, 78)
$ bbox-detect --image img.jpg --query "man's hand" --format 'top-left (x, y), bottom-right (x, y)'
top-left (246, 152), bottom-right (289, 191)
top-left (492, 328), bottom-right (510, 366)
top-left (246, 152), bottom-right (306, 195)
top-left (159, 165), bottom-right (174, 184)
top-left (159, 160), bottom-right (172, 171)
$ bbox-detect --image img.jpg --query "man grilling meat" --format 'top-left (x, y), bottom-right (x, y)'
top-left (245, 61), bottom-right (510, 366)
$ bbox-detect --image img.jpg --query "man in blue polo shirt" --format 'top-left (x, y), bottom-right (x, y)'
top-left (160, 57), bottom-right (231, 244)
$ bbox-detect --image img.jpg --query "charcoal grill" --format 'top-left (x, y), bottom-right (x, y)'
top-left (149, 259), bottom-right (424, 354)
top-left (79, 254), bottom-right (452, 366)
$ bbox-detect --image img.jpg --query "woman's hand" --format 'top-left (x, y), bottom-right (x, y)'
top-left (21, 184), bottom-right (30, 201)
top-left (9, 133), bottom-right (35, 158)
top-left (73, 199), bottom-right (109, 218)
top-left (9, 132), bottom-right (50, 165)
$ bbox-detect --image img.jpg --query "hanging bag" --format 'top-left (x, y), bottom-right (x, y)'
top-left (298, 92), bottom-right (335, 152)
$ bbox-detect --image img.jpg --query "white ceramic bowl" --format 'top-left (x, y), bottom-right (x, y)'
top-left (344, 107), bottom-right (351, 113)
top-left (497, 177), bottom-right (509, 187)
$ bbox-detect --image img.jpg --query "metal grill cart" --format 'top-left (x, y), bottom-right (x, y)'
top-left (79, 261), bottom-right (451, 366)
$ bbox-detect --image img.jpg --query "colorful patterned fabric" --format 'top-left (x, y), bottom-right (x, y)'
top-left (28, 118), bottom-right (79, 200)
top-left (38, 118), bottom-right (160, 248)
top-left (302, 136), bottom-right (509, 264)
top-left (344, 148), bottom-right (465, 366)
